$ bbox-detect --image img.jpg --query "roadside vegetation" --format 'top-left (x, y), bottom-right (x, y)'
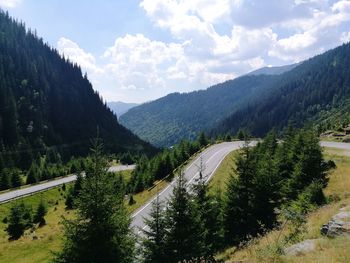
top-left (140, 128), bottom-right (335, 262)
top-left (216, 140), bottom-right (350, 262)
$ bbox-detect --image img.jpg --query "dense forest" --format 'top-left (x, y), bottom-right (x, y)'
top-left (0, 10), bottom-right (155, 173)
top-left (120, 74), bottom-right (281, 147)
top-left (214, 42), bottom-right (350, 136)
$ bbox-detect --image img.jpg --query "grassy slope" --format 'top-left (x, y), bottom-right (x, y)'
top-left (0, 170), bottom-right (136, 263)
top-left (209, 150), bottom-right (238, 194)
top-left (215, 147), bottom-right (350, 262)
top-left (0, 143), bottom-right (225, 263)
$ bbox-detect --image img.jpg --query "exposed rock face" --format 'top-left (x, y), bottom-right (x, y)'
top-left (284, 239), bottom-right (318, 256)
top-left (321, 206), bottom-right (350, 237)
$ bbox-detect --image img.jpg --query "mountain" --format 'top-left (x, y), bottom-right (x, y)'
top-left (0, 10), bottom-right (155, 170)
top-left (107, 101), bottom-right (139, 118)
top-left (120, 75), bottom-right (280, 147)
top-left (246, 63), bottom-right (298, 76)
top-left (213, 42), bottom-right (350, 136)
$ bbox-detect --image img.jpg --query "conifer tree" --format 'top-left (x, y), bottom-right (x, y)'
top-left (11, 169), bottom-right (22, 188)
top-left (165, 171), bottom-right (202, 262)
top-left (0, 171), bottom-right (10, 190)
top-left (6, 202), bottom-right (32, 240)
top-left (142, 194), bottom-right (167, 263)
top-left (55, 139), bottom-right (134, 263)
top-left (33, 199), bottom-right (47, 226)
top-left (192, 163), bottom-right (224, 258)
top-left (26, 163), bottom-right (40, 184)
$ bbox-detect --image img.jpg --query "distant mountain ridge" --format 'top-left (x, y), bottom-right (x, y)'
top-left (121, 43), bottom-right (350, 146)
top-left (120, 74), bottom-right (280, 147)
top-left (213, 42), bottom-right (350, 136)
top-left (107, 101), bottom-right (139, 118)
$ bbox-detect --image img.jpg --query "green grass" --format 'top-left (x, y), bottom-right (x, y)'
top-left (216, 147), bottom-right (350, 263)
top-left (0, 170), bottom-right (133, 263)
top-left (208, 150), bottom-right (238, 193)
top-left (0, 186), bottom-right (70, 263)
top-left (0, 146), bottom-right (238, 263)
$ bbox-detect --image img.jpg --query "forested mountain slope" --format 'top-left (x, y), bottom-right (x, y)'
top-left (214, 42), bottom-right (350, 136)
top-left (0, 10), bottom-right (155, 170)
top-left (120, 75), bottom-right (281, 147)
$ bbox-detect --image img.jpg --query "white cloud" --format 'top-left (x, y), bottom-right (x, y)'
top-left (103, 34), bottom-right (183, 91)
top-left (57, 37), bottom-right (103, 75)
top-left (56, 0), bottom-right (350, 102)
top-left (0, 0), bottom-right (21, 8)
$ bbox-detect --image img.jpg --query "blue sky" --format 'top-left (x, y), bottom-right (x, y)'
top-left (1, 0), bottom-right (350, 103)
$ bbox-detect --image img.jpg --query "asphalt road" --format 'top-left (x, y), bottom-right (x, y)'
top-left (131, 140), bottom-right (350, 235)
top-left (320, 141), bottom-right (350, 151)
top-left (1, 141), bottom-right (349, 231)
top-left (0, 165), bottom-right (135, 204)
top-left (131, 141), bottom-right (252, 235)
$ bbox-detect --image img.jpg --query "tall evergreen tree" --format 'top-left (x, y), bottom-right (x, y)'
top-left (54, 139), bottom-right (134, 263)
top-left (164, 171), bottom-right (202, 262)
top-left (11, 169), bottom-right (22, 188)
top-left (6, 202), bottom-right (33, 240)
top-left (142, 195), bottom-right (167, 263)
top-left (192, 167), bottom-right (224, 258)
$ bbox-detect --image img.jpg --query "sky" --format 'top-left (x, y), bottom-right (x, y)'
top-left (1, 0), bottom-right (350, 103)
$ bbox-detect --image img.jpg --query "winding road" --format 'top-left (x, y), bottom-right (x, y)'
top-left (131, 141), bottom-right (253, 234)
top-left (0, 165), bottom-right (135, 204)
top-left (1, 141), bottom-right (349, 235)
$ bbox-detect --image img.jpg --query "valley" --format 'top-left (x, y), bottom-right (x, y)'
top-left (1, 2), bottom-right (350, 262)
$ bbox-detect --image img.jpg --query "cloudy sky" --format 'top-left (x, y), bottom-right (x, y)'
top-left (1, 0), bottom-right (350, 103)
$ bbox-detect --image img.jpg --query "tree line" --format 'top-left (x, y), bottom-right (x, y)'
top-left (24, 127), bottom-right (332, 262)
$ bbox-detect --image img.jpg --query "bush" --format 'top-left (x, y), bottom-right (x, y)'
top-left (6, 203), bottom-right (33, 239)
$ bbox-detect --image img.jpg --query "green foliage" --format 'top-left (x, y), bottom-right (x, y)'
top-left (163, 172), bottom-right (203, 262)
top-left (55, 139), bottom-right (134, 263)
top-left (6, 202), bottom-right (33, 240)
top-left (223, 129), bottom-right (333, 246)
top-left (0, 170), bottom-right (11, 190)
top-left (26, 163), bottom-right (40, 184)
top-left (128, 136), bottom-right (203, 194)
top-left (33, 199), bottom-right (47, 226)
top-left (0, 10), bottom-right (156, 174)
top-left (142, 196), bottom-right (167, 263)
top-left (120, 75), bottom-right (279, 147)
top-left (216, 43), bottom-right (350, 137)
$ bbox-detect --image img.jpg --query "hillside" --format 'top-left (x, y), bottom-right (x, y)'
top-left (245, 63), bottom-right (298, 76)
top-left (214, 42), bottom-right (350, 137)
top-left (120, 74), bottom-right (280, 147)
top-left (0, 10), bottom-right (155, 170)
top-left (107, 101), bottom-right (139, 118)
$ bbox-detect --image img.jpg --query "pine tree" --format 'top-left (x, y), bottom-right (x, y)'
top-left (26, 163), bottom-right (39, 184)
top-left (192, 167), bottom-right (224, 258)
top-left (6, 202), bottom-right (32, 240)
top-left (54, 139), bottom-right (134, 263)
top-left (164, 171), bottom-right (202, 262)
top-left (11, 169), bottom-right (22, 188)
top-left (0, 171), bottom-right (10, 190)
top-left (224, 142), bottom-right (256, 244)
top-left (33, 199), bottom-right (47, 226)
top-left (198, 131), bottom-right (209, 147)
top-left (142, 195), bottom-right (167, 263)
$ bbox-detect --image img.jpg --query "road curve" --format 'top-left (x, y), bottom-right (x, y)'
top-left (131, 141), bottom-right (250, 234)
top-left (0, 165), bottom-right (135, 204)
top-left (131, 140), bottom-right (350, 234)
